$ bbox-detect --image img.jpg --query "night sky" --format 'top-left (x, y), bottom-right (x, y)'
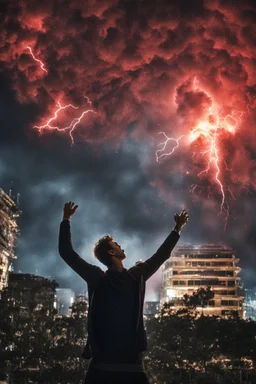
top-left (1, 0), bottom-right (256, 300)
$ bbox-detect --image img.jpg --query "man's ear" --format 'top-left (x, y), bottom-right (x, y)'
top-left (108, 249), bottom-right (115, 256)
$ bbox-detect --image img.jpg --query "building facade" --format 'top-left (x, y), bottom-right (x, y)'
top-left (55, 288), bottom-right (75, 316)
top-left (244, 288), bottom-right (256, 321)
top-left (161, 244), bottom-right (244, 318)
top-left (0, 189), bottom-right (20, 292)
top-left (0, 272), bottom-right (58, 318)
top-left (70, 293), bottom-right (88, 318)
top-left (144, 301), bottom-right (160, 317)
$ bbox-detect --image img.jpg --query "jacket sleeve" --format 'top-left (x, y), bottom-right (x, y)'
top-left (129, 230), bottom-right (180, 281)
top-left (58, 220), bottom-right (104, 284)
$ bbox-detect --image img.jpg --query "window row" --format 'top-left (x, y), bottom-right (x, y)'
top-left (172, 271), bottom-right (234, 277)
top-left (170, 261), bottom-right (235, 267)
top-left (183, 254), bottom-right (234, 259)
top-left (221, 300), bottom-right (239, 307)
top-left (172, 280), bottom-right (237, 287)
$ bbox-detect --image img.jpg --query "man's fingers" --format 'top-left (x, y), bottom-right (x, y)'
top-left (64, 201), bottom-right (76, 209)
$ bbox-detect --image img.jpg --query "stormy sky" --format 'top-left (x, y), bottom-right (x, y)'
top-left (1, 0), bottom-right (256, 300)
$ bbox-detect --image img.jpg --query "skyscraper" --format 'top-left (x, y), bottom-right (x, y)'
top-left (244, 288), bottom-right (256, 321)
top-left (144, 301), bottom-right (160, 317)
top-left (55, 288), bottom-right (75, 316)
top-left (161, 244), bottom-right (244, 318)
top-left (0, 189), bottom-right (20, 292)
top-left (1, 272), bottom-right (58, 317)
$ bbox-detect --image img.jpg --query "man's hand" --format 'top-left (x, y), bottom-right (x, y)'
top-left (174, 209), bottom-right (189, 233)
top-left (63, 201), bottom-right (78, 221)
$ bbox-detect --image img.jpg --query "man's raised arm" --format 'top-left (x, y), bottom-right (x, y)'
top-left (58, 202), bottom-right (104, 285)
top-left (129, 209), bottom-right (189, 281)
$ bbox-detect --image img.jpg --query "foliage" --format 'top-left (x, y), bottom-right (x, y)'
top-left (0, 291), bottom-right (88, 384)
top-left (183, 287), bottom-right (215, 315)
top-left (144, 300), bottom-right (256, 383)
top-left (1, 285), bottom-right (256, 383)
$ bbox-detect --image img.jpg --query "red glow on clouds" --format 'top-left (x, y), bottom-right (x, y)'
top-left (156, 78), bottom-right (245, 226)
top-left (1, 0), bottom-right (256, 225)
top-left (26, 46), bottom-right (48, 73)
top-left (34, 99), bottom-right (96, 145)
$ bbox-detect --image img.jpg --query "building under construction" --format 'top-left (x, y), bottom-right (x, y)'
top-left (161, 244), bottom-right (244, 318)
top-left (0, 188), bottom-right (20, 292)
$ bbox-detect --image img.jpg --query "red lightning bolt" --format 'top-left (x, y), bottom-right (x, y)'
top-left (156, 78), bottom-right (244, 227)
top-left (34, 100), bottom-right (96, 145)
top-left (26, 46), bottom-right (48, 73)
top-left (156, 133), bottom-right (185, 161)
top-left (24, 45), bottom-right (96, 144)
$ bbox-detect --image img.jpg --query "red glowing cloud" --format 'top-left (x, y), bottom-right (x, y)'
top-left (1, 0), bottom-right (256, 222)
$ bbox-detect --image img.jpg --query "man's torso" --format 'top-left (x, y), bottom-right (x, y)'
top-left (91, 269), bottom-right (139, 363)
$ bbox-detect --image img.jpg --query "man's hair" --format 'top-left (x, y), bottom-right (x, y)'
top-left (93, 235), bottom-right (114, 267)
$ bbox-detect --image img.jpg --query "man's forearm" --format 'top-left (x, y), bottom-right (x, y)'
top-left (143, 229), bottom-right (180, 280)
top-left (173, 224), bottom-right (182, 235)
top-left (59, 220), bottom-right (75, 258)
top-left (58, 220), bottom-right (104, 284)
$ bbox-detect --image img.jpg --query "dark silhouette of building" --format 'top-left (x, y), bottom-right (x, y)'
top-left (1, 272), bottom-right (58, 318)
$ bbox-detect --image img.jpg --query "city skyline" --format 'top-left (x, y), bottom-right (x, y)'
top-left (1, 183), bottom-right (255, 301)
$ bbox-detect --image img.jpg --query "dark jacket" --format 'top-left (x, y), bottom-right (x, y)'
top-left (58, 220), bottom-right (180, 360)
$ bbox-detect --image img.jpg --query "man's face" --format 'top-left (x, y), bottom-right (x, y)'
top-left (108, 240), bottom-right (126, 260)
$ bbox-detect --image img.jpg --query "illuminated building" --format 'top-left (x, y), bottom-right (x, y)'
top-left (55, 288), bottom-right (75, 316)
top-left (144, 301), bottom-right (160, 317)
top-left (71, 293), bottom-right (88, 318)
top-left (244, 288), bottom-right (256, 321)
top-left (160, 244), bottom-right (244, 318)
top-left (0, 189), bottom-right (20, 292)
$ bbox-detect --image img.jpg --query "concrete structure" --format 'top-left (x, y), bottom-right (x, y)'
top-left (161, 244), bottom-right (244, 318)
top-left (1, 272), bottom-right (58, 317)
top-left (144, 301), bottom-right (160, 317)
top-left (71, 293), bottom-right (88, 318)
top-left (244, 288), bottom-right (256, 321)
top-left (55, 288), bottom-right (75, 316)
top-left (0, 189), bottom-right (20, 292)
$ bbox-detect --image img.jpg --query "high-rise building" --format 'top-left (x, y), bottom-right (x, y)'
top-left (0, 272), bottom-right (58, 318)
top-left (71, 293), bottom-right (88, 318)
top-left (144, 301), bottom-right (160, 317)
top-left (161, 244), bottom-right (244, 318)
top-left (244, 288), bottom-right (256, 321)
top-left (55, 288), bottom-right (75, 316)
top-left (0, 189), bottom-right (20, 292)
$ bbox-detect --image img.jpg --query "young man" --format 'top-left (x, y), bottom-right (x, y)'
top-left (59, 202), bottom-right (188, 384)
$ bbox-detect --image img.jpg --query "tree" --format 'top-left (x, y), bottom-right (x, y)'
top-left (145, 299), bottom-right (256, 383)
top-left (183, 287), bottom-right (214, 316)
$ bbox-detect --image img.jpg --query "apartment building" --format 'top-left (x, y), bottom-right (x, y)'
top-left (161, 244), bottom-right (244, 318)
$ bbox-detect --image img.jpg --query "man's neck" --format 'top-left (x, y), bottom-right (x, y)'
top-left (108, 259), bottom-right (124, 272)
